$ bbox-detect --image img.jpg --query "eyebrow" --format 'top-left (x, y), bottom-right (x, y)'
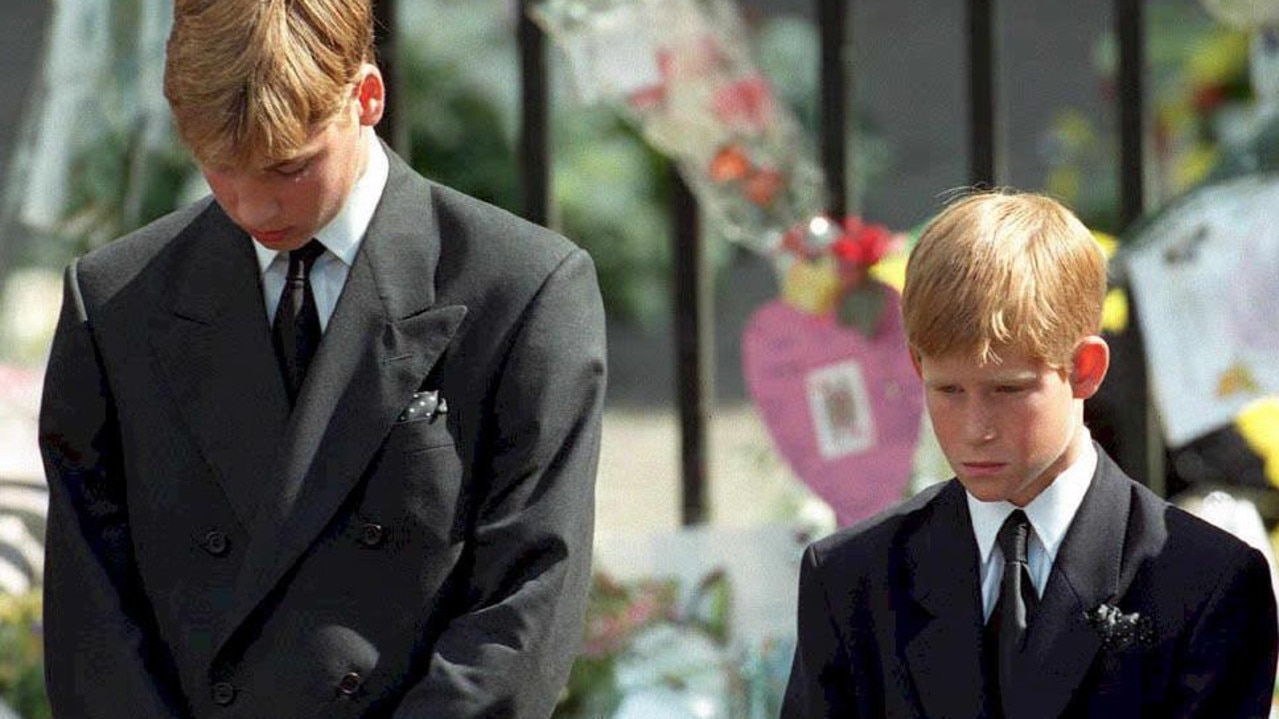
top-left (986, 369), bottom-right (1037, 380)
top-left (924, 371), bottom-right (1039, 387)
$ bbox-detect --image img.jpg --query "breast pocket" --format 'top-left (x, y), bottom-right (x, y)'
top-left (364, 415), bottom-right (467, 547)
top-left (387, 402), bottom-right (457, 452)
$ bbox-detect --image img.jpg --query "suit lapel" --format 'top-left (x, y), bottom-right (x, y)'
top-left (902, 480), bottom-right (989, 719)
top-left (1003, 450), bottom-right (1132, 719)
top-left (149, 205), bottom-right (290, 528)
top-left (214, 155), bottom-right (468, 659)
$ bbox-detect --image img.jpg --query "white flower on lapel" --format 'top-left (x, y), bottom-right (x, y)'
top-left (1086, 603), bottom-right (1154, 651)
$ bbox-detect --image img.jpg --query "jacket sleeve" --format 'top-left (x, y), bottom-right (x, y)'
top-left (390, 248), bottom-right (607, 719)
top-left (1171, 544), bottom-right (1278, 718)
top-left (39, 261), bottom-right (191, 718)
top-left (781, 544), bottom-right (860, 719)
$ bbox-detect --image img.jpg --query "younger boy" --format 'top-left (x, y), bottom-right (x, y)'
top-left (781, 190), bottom-right (1277, 718)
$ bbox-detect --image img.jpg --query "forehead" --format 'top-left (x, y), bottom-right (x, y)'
top-left (917, 348), bottom-right (1047, 383)
top-left (199, 118), bottom-right (345, 173)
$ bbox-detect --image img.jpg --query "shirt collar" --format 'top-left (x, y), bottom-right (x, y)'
top-left (252, 129), bottom-right (390, 273)
top-left (966, 430), bottom-right (1098, 565)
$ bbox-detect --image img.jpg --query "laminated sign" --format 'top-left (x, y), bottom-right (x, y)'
top-left (1123, 173), bottom-right (1279, 447)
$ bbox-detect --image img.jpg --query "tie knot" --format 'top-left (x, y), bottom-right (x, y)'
top-left (287, 240), bottom-right (326, 278)
top-left (997, 509), bottom-right (1031, 565)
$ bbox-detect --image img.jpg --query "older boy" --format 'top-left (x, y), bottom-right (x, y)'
top-left (39, 0), bottom-right (605, 716)
top-left (781, 191), bottom-right (1277, 718)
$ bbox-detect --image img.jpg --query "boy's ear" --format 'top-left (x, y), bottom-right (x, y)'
top-left (1069, 336), bottom-right (1110, 400)
top-left (354, 64), bottom-right (385, 128)
top-left (909, 350), bottom-right (923, 379)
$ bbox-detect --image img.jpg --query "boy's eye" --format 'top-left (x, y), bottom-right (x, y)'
top-left (935, 385), bottom-right (962, 395)
top-left (995, 385), bottom-right (1026, 394)
top-left (275, 161), bottom-right (310, 176)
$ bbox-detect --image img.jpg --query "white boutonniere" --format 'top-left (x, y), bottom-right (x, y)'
top-left (1085, 603), bottom-right (1154, 651)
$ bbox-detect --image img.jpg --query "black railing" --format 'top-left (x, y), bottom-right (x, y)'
top-left (518, 0), bottom-right (553, 227)
top-left (376, 0), bottom-right (1162, 523)
top-left (967, 0), bottom-right (997, 187)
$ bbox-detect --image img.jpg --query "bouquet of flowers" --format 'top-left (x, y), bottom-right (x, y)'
top-left (532, 0), bottom-right (825, 253)
top-left (556, 570), bottom-right (733, 719)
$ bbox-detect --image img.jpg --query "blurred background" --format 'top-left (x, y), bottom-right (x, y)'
top-left (2, 0), bottom-right (1278, 716)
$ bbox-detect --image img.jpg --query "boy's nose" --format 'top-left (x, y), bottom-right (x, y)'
top-left (226, 177), bottom-right (280, 227)
top-left (235, 190), bottom-right (281, 228)
top-left (966, 405), bottom-right (997, 443)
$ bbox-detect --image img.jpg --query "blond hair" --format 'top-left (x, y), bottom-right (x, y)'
top-left (901, 190), bottom-right (1107, 369)
top-left (164, 0), bottom-right (375, 167)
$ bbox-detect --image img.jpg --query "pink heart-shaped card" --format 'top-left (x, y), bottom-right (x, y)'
top-left (742, 291), bottom-right (923, 526)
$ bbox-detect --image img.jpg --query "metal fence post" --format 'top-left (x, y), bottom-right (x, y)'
top-left (820, 0), bottom-right (850, 217)
top-left (373, 0), bottom-right (408, 155)
top-left (518, 0), bottom-right (552, 227)
top-left (968, 0), bottom-right (997, 187)
top-left (673, 170), bottom-right (710, 527)
top-left (1115, 0), bottom-right (1165, 494)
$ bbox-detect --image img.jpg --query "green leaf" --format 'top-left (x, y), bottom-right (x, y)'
top-left (836, 280), bottom-right (889, 338)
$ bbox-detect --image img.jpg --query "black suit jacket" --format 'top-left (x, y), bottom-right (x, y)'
top-left (782, 450), bottom-right (1278, 718)
top-left (39, 148), bottom-right (607, 718)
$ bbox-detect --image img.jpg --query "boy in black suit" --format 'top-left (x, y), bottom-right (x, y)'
top-left (39, 0), bottom-right (605, 716)
top-left (781, 190), bottom-right (1277, 718)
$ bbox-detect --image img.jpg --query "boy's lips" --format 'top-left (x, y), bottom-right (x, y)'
top-left (251, 228), bottom-right (292, 243)
top-left (961, 461), bottom-right (1007, 478)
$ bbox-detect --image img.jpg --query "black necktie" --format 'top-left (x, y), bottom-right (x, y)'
top-left (985, 509), bottom-right (1039, 717)
top-left (272, 240), bottom-right (326, 405)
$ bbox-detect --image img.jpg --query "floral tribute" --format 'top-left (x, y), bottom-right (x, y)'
top-left (777, 215), bottom-right (907, 337)
top-left (532, 0), bottom-right (825, 253)
top-left (535, 0), bottom-right (924, 530)
top-left (554, 570), bottom-right (737, 719)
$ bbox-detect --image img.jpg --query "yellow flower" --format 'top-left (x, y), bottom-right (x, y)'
top-left (1184, 29), bottom-right (1249, 85)
top-left (869, 251), bottom-right (908, 293)
top-left (1093, 231), bottom-right (1119, 257)
top-left (782, 257), bottom-right (841, 314)
top-left (1172, 144), bottom-right (1220, 195)
top-left (1102, 289), bottom-right (1129, 334)
top-left (1091, 231), bottom-right (1129, 334)
top-left (1236, 396), bottom-right (1279, 487)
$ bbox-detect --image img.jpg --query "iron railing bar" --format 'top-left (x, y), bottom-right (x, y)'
top-left (968, 0), bottom-right (996, 187)
top-left (820, 0), bottom-right (849, 217)
top-left (518, 0), bottom-right (551, 226)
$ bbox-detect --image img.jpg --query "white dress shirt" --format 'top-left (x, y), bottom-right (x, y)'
top-left (967, 431), bottom-right (1098, 622)
top-left (253, 129), bottom-right (390, 331)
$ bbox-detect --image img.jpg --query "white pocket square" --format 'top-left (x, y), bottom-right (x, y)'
top-left (398, 390), bottom-right (447, 423)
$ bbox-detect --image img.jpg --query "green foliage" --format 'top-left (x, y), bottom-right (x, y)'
top-left (553, 113), bottom-right (675, 327)
top-left (54, 126), bottom-right (192, 258)
top-left (0, 592), bottom-right (49, 719)
top-left (401, 44), bottom-right (522, 213)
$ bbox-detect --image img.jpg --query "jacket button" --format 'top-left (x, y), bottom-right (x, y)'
top-left (359, 523), bottom-right (384, 547)
top-left (211, 681), bottom-right (236, 706)
top-left (203, 530), bottom-right (229, 557)
top-left (338, 671), bottom-right (362, 696)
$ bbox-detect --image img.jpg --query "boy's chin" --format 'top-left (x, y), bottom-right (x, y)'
top-left (958, 480), bottom-right (1008, 503)
top-left (957, 476), bottom-right (1032, 506)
